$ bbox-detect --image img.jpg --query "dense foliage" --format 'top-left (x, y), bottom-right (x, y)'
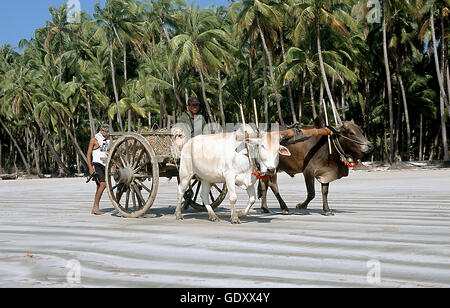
top-left (0, 0), bottom-right (449, 175)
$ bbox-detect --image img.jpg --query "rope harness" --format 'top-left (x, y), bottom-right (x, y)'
top-left (301, 129), bottom-right (364, 172)
top-left (331, 134), bottom-right (360, 168)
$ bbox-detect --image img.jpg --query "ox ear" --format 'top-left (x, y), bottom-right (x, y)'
top-left (279, 145), bottom-right (291, 156)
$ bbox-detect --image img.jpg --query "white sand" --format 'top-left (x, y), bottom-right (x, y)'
top-left (0, 169), bottom-right (449, 287)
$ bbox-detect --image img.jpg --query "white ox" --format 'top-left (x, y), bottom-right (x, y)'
top-left (175, 128), bottom-right (291, 224)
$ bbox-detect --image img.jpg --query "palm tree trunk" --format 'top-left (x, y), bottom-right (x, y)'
top-left (0, 136), bottom-right (2, 173)
top-left (248, 48), bottom-right (254, 110)
top-left (443, 10), bottom-right (450, 109)
top-left (109, 27), bottom-right (123, 132)
top-left (419, 113), bottom-right (423, 161)
top-left (86, 93), bottom-right (96, 138)
top-left (341, 80), bottom-right (346, 121)
top-left (122, 40), bottom-right (133, 132)
top-left (198, 68), bottom-right (215, 123)
top-left (218, 70), bottom-right (226, 127)
top-left (430, 1), bottom-right (449, 105)
top-left (158, 20), bottom-right (184, 117)
top-left (320, 81), bottom-right (325, 115)
top-left (263, 52), bottom-right (269, 124)
top-left (395, 62), bottom-right (412, 161)
top-left (279, 27), bottom-right (297, 123)
top-left (58, 32), bottom-right (63, 84)
top-left (25, 98), bottom-right (70, 175)
top-left (315, 12), bottom-right (342, 126)
top-left (28, 128), bottom-right (41, 177)
top-left (382, 1), bottom-right (395, 164)
top-left (0, 117), bottom-right (31, 174)
top-left (256, 17), bottom-right (285, 126)
top-left (310, 79), bottom-right (317, 119)
top-left (172, 78), bottom-right (183, 116)
top-left (431, 1), bottom-right (449, 160)
top-left (37, 115), bottom-right (70, 175)
top-left (299, 68), bottom-right (306, 123)
top-left (446, 62), bottom-right (450, 108)
top-left (57, 111), bottom-right (89, 168)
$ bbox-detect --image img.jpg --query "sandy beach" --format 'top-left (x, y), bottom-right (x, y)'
top-left (0, 168), bottom-right (449, 288)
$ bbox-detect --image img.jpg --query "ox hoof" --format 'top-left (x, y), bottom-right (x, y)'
top-left (237, 210), bottom-right (247, 219)
top-left (296, 203), bottom-right (308, 210)
top-left (231, 217), bottom-right (241, 224)
top-left (261, 207), bottom-right (272, 214)
top-left (281, 209), bottom-right (290, 215)
top-left (176, 214), bottom-right (184, 221)
top-left (209, 215), bottom-right (220, 222)
top-left (324, 211), bottom-right (335, 216)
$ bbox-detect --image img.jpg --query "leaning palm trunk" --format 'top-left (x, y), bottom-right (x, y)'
top-left (263, 52), bottom-right (269, 124)
top-left (430, 1), bottom-right (449, 160)
top-left (280, 28), bottom-right (297, 123)
top-left (316, 14), bottom-right (342, 126)
top-left (218, 70), bottom-right (226, 127)
top-left (0, 117), bottom-right (31, 174)
top-left (310, 79), bottom-right (317, 119)
top-left (395, 62), bottom-right (412, 161)
top-left (56, 112), bottom-right (89, 168)
top-left (86, 93), bottom-right (96, 138)
top-left (109, 28), bottom-right (123, 132)
top-left (430, 1), bottom-right (449, 105)
top-left (256, 17), bottom-right (285, 126)
top-left (28, 128), bottom-right (41, 177)
top-left (27, 102), bottom-right (70, 175)
top-left (198, 68), bottom-right (215, 124)
top-left (382, 2), bottom-right (395, 164)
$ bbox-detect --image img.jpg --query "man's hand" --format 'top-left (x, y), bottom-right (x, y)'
top-left (89, 166), bottom-right (95, 175)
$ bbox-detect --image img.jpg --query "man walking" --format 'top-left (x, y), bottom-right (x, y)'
top-left (86, 124), bottom-right (111, 215)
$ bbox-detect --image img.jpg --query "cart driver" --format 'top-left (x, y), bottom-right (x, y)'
top-left (177, 97), bottom-right (208, 138)
top-left (86, 124), bottom-right (111, 215)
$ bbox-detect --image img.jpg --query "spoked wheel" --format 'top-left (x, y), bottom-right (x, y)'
top-left (184, 178), bottom-right (228, 212)
top-left (105, 134), bottom-right (159, 218)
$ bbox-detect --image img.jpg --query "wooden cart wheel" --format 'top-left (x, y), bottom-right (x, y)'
top-left (106, 133), bottom-right (159, 218)
top-left (184, 179), bottom-right (228, 212)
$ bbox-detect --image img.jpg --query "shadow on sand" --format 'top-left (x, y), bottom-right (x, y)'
top-left (106, 204), bottom-right (356, 222)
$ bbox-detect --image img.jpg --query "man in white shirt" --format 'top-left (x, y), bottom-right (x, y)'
top-left (86, 124), bottom-right (111, 215)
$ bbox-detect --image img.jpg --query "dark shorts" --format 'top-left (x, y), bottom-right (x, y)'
top-left (93, 163), bottom-right (106, 183)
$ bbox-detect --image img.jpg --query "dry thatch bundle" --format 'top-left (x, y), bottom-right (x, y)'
top-left (109, 129), bottom-right (185, 169)
top-left (145, 129), bottom-right (173, 158)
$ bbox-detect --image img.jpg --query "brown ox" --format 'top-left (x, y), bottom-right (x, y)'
top-left (260, 120), bottom-right (374, 216)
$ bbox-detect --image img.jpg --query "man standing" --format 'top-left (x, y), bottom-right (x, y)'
top-left (86, 124), bottom-right (111, 215)
top-left (177, 97), bottom-right (208, 138)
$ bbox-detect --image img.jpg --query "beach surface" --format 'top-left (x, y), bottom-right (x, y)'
top-left (0, 168), bottom-right (449, 287)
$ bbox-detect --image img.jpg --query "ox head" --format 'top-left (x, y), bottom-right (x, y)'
top-left (244, 132), bottom-right (291, 176)
top-left (336, 121), bottom-right (374, 160)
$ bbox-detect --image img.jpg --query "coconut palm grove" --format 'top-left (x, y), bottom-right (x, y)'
top-left (0, 0), bottom-right (449, 176)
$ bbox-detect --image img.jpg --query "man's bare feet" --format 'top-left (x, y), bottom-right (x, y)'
top-left (91, 209), bottom-right (105, 215)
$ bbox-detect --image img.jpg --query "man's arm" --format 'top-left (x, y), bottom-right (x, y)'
top-left (86, 137), bottom-right (97, 175)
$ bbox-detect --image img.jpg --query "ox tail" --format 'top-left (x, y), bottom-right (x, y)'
top-left (257, 180), bottom-right (263, 199)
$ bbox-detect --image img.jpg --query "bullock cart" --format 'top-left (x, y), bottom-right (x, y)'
top-left (104, 130), bottom-right (227, 218)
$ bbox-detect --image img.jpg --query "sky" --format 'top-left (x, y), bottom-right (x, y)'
top-left (0, 0), bottom-right (230, 49)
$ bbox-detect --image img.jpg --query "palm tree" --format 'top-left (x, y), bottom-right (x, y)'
top-left (170, 5), bottom-right (233, 124)
top-left (381, 0), bottom-right (395, 163)
top-left (429, 0), bottom-right (449, 160)
top-left (94, 0), bottom-right (132, 132)
top-left (234, 0), bottom-right (285, 125)
top-left (0, 100), bottom-right (31, 174)
top-left (42, 5), bottom-right (78, 84)
top-left (292, 0), bottom-right (355, 126)
top-left (4, 64), bottom-right (71, 175)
